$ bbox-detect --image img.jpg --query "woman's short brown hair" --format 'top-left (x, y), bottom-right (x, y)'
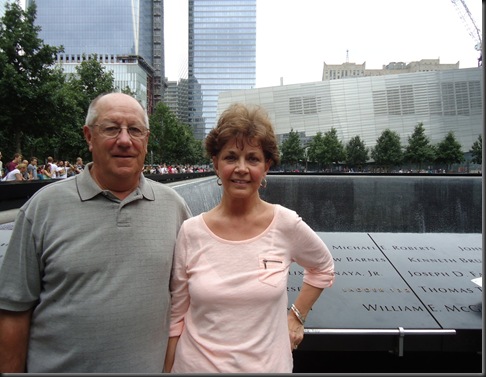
top-left (205, 103), bottom-right (280, 166)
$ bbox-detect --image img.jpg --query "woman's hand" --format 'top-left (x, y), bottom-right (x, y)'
top-left (287, 312), bottom-right (304, 351)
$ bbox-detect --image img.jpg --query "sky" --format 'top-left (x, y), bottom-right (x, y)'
top-left (164, 0), bottom-right (483, 88)
top-left (18, 0), bottom-right (482, 88)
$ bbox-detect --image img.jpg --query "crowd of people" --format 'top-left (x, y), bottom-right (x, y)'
top-left (0, 151), bottom-right (212, 182)
top-left (0, 154), bottom-right (85, 182)
top-left (142, 163), bottom-right (210, 175)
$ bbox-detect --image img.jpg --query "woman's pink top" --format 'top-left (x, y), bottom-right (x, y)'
top-left (169, 204), bottom-right (335, 373)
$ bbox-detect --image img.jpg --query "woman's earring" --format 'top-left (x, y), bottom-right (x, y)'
top-left (260, 178), bottom-right (267, 188)
top-left (216, 176), bottom-right (222, 186)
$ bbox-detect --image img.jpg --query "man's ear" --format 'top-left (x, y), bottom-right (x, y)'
top-left (83, 125), bottom-right (93, 152)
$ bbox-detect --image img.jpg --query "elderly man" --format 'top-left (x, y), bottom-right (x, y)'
top-left (0, 93), bottom-right (192, 373)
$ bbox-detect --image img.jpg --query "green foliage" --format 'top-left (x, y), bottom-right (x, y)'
top-left (322, 128), bottom-right (346, 168)
top-left (469, 134), bottom-right (482, 165)
top-left (307, 131), bottom-right (324, 167)
top-left (60, 57), bottom-right (116, 160)
top-left (68, 56), bottom-right (115, 99)
top-left (148, 102), bottom-right (206, 165)
top-left (306, 128), bottom-right (345, 170)
top-left (371, 129), bottom-right (403, 171)
top-left (0, 3), bottom-right (116, 163)
top-left (0, 1), bottom-right (64, 155)
top-left (345, 135), bottom-right (369, 168)
top-left (435, 131), bottom-right (464, 170)
top-left (121, 86), bottom-right (136, 96)
top-left (280, 129), bottom-right (305, 168)
top-left (403, 122), bottom-right (435, 169)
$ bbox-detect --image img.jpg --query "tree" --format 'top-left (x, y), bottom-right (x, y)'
top-left (321, 127), bottom-right (345, 170)
top-left (67, 56), bottom-right (115, 101)
top-left (0, 1), bottom-right (65, 156)
top-left (371, 129), bottom-right (403, 172)
top-left (307, 132), bottom-right (325, 171)
top-left (307, 128), bottom-right (345, 171)
top-left (469, 134), bottom-right (482, 165)
top-left (280, 129), bottom-right (305, 170)
top-left (149, 102), bottom-right (205, 165)
top-left (435, 131), bottom-right (464, 171)
top-left (403, 122), bottom-right (435, 170)
top-left (345, 135), bottom-right (369, 169)
top-left (19, 57), bottom-right (117, 163)
top-left (56, 57), bottom-right (116, 161)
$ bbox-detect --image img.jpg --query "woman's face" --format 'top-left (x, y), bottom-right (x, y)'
top-left (213, 138), bottom-right (270, 198)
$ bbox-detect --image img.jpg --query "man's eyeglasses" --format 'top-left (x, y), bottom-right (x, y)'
top-left (93, 124), bottom-right (148, 140)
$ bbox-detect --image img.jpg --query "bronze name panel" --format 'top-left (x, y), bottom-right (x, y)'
top-left (287, 232), bottom-right (482, 330)
top-left (368, 232), bottom-right (482, 329)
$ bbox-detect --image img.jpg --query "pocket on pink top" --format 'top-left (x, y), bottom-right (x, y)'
top-left (258, 255), bottom-right (285, 287)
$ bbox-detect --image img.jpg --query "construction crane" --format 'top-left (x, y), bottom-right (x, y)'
top-left (450, 0), bottom-right (482, 66)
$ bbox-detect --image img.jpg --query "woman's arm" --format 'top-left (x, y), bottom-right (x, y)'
top-left (287, 282), bottom-right (324, 350)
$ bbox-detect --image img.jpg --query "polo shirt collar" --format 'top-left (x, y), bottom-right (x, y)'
top-left (76, 162), bottom-right (155, 201)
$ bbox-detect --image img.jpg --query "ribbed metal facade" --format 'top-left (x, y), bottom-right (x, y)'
top-left (218, 68), bottom-right (483, 152)
top-left (189, 0), bottom-right (256, 139)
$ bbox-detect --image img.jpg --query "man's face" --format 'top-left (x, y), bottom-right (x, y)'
top-left (83, 93), bottom-right (149, 183)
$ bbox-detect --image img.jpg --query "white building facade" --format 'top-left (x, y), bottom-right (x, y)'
top-left (218, 67), bottom-right (483, 153)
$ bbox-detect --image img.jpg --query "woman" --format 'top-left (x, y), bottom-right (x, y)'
top-left (165, 103), bottom-right (335, 373)
top-left (37, 164), bottom-right (52, 180)
top-left (2, 163), bottom-right (27, 181)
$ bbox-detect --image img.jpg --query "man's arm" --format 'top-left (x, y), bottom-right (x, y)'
top-left (0, 308), bottom-right (32, 372)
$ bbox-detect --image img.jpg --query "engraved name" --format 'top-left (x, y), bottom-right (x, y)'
top-left (458, 246), bottom-right (482, 252)
top-left (343, 287), bottom-right (411, 293)
top-left (391, 245), bottom-right (436, 251)
top-left (407, 270), bottom-right (465, 277)
top-left (427, 304), bottom-right (482, 313)
top-left (418, 286), bottom-right (482, 293)
top-left (332, 245), bottom-right (378, 251)
top-left (407, 257), bottom-right (481, 263)
top-left (335, 270), bottom-right (381, 277)
top-left (408, 257), bottom-right (456, 263)
top-left (362, 304), bottom-right (423, 312)
top-left (345, 257), bottom-right (387, 262)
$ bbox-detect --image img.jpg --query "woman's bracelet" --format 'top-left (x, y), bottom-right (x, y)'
top-left (290, 304), bottom-right (305, 325)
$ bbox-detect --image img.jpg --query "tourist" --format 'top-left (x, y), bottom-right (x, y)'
top-left (0, 92), bottom-right (192, 373)
top-left (164, 103), bottom-right (335, 373)
top-left (1, 163), bottom-right (27, 181)
top-left (27, 157), bottom-right (39, 180)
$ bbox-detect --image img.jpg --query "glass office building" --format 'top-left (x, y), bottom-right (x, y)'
top-left (25, 0), bottom-right (162, 110)
top-left (218, 67), bottom-right (483, 155)
top-left (189, 0), bottom-right (256, 139)
top-left (0, 0), bottom-right (11, 17)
